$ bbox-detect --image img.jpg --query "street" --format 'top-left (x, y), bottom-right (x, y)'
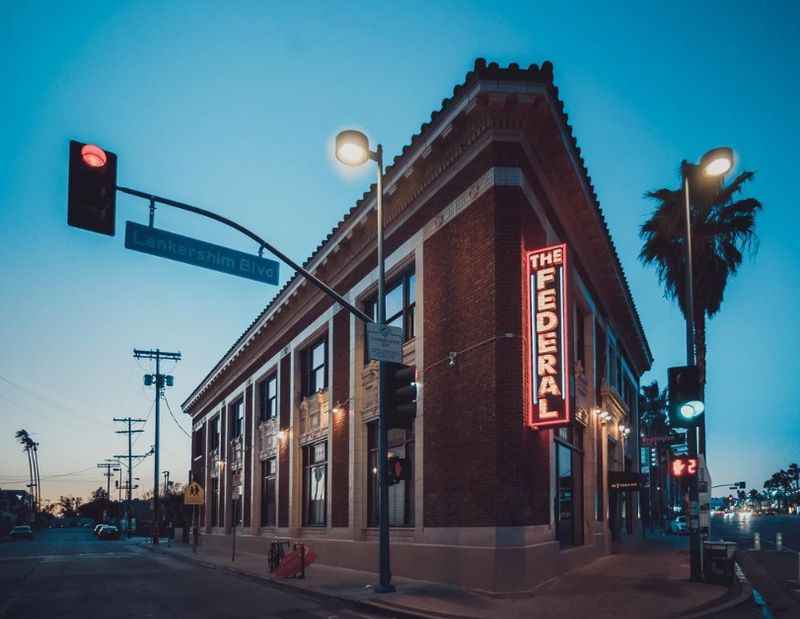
top-left (712, 513), bottom-right (800, 550)
top-left (0, 528), bottom-right (382, 619)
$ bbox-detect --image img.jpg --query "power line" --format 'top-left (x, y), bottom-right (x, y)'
top-left (162, 392), bottom-right (191, 438)
top-left (0, 374), bottom-right (114, 428)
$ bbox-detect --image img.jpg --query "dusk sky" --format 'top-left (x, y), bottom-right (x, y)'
top-left (1, 2), bottom-right (798, 503)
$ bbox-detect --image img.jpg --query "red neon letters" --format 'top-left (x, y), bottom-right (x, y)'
top-left (527, 243), bottom-right (570, 428)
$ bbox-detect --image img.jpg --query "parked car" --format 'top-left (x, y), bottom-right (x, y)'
top-left (97, 525), bottom-right (120, 540)
top-left (670, 516), bottom-right (688, 534)
top-left (9, 525), bottom-right (33, 540)
top-left (93, 524), bottom-right (105, 536)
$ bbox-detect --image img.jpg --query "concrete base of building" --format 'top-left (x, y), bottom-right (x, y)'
top-left (194, 528), bottom-right (617, 593)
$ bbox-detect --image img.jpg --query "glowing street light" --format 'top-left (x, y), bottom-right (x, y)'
top-left (699, 147), bottom-right (734, 177)
top-left (680, 145), bottom-right (735, 582)
top-left (334, 128), bottom-right (393, 593)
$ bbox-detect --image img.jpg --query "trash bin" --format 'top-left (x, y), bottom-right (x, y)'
top-left (703, 541), bottom-right (737, 584)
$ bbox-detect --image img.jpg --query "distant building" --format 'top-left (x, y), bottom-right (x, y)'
top-left (182, 59), bottom-right (652, 592)
top-left (0, 489), bottom-right (32, 531)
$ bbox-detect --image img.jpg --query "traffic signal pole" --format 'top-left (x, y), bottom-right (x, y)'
top-left (134, 348), bottom-right (181, 544)
top-left (682, 170), bottom-right (702, 581)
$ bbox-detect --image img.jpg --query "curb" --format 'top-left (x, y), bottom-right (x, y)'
top-left (678, 562), bottom-right (753, 619)
top-left (140, 543), bottom-right (456, 619)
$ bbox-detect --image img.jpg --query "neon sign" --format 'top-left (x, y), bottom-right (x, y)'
top-left (671, 456), bottom-right (698, 478)
top-left (527, 243), bottom-right (570, 428)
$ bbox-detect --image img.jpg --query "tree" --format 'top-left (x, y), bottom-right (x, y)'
top-left (58, 495), bottom-right (83, 518)
top-left (639, 167), bottom-right (762, 391)
top-left (14, 429), bottom-right (36, 515)
top-left (788, 463), bottom-right (799, 494)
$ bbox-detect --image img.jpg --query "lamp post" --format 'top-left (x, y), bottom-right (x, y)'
top-left (681, 146), bottom-right (733, 581)
top-left (335, 129), bottom-right (394, 593)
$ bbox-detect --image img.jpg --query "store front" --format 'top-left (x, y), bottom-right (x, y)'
top-left (183, 59), bottom-right (652, 592)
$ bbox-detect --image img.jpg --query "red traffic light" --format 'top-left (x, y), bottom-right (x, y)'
top-left (81, 144), bottom-right (107, 168)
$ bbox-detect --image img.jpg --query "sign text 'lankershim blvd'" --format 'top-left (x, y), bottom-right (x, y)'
top-left (528, 243), bottom-right (570, 428)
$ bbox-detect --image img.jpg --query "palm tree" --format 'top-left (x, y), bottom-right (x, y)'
top-left (14, 429), bottom-right (35, 516)
top-left (639, 166), bottom-right (762, 388)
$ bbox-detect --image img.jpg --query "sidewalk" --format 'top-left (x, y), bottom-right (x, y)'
top-left (140, 534), bottom-right (742, 619)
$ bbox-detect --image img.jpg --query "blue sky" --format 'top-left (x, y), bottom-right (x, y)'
top-left (1, 1), bottom-right (798, 502)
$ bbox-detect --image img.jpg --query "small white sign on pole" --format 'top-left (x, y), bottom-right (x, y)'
top-left (366, 323), bottom-right (403, 364)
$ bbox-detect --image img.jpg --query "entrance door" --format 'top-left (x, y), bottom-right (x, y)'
top-left (556, 443), bottom-right (574, 547)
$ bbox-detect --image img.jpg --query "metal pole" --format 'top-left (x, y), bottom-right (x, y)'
top-left (116, 186), bottom-right (372, 324)
top-left (683, 171), bottom-right (702, 581)
top-left (128, 420), bottom-right (133, 537)
top-left (154, 350), bottom-right (160, 545)
top-left (373, 145), bottom-right (395, 593)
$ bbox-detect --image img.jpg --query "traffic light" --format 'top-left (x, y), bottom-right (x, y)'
top-left (387, 456), bottom-right (410, 486)
top-left (671, 456), bottom-right (699, 478)
top-left (384, 363), bottom-right (417, 429)
top-left (668, 365), bottom-right (704, 428)
top-left (144, 375), bottom-right (153, 386)
top-left (67, 140), bottom-right (117, 236)
top-left (738, 481), bottom-right (746, 489)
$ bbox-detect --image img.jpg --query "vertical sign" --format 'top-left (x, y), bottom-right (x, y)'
top-left (527, 243), bottom-right (570, 428)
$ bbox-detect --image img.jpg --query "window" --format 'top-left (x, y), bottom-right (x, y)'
top-left (192, 428), bottom-right (204, 459)
top-left (555, 424), bottom-right (584, 547)
top-left (210, 416), bottom-right (220, 450)
top-left (302, 338), bottom-right (328, 397)
top-left (210, 477), bottom-right (220, 527)
top-left (260, 373), bottom-right (278, 421)
top-left (230, 399), bottom-right (244, 439)
top-left (303, 442), bottom-right (327, 526)
top-left (261, 458), bottom-right (276, 527)
top-left (367, 423), bottom-right (415, 527)
top-left (365, 269), bottom-right (416, 361)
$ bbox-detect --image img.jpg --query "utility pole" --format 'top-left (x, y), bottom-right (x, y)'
top-left (114, 417), bottom-right (146, 536)
top-left (97, 461), bottom-right (119, 501)
top-left (133, 347), bottom-right (181, 544)
top-left (113, 449), bottom-right (152, 537)
top-left (162, 471), bottom-right (170, 496)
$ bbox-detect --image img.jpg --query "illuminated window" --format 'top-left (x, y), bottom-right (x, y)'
top-left (367, 423), bottom-right (414, 527)
top-left (303, 442), bottom-right (327, 526)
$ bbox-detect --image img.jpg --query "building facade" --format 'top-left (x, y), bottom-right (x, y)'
top-left (183, 59), bottom-right (652, 592)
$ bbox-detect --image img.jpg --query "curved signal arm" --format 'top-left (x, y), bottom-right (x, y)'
top-left (116, 185), bottom-right (373, 325)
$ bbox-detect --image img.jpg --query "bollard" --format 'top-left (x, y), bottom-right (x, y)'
top-left (776, 532), bottom-right (783, 551)
top-left (754, 532), bottom-right (761, 550)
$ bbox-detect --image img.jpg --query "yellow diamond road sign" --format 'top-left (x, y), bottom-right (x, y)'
top-left (185, 481), bottom-right (204, 505)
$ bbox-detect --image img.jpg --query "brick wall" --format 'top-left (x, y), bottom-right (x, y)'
top-left (331, 310), bottom-right (350, 527)
top-left (423, 188), bottom-right (499, 527)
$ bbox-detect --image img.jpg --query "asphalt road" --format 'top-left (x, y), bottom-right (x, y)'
top-left (711, 513), bottom-right (800, 550)
top-left (0, 528), bottom-right (384, 619)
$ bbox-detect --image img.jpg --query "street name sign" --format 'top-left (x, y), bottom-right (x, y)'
top-left (125, 221), bottom-right (279, 285)
top-left (184, 481), bottom-right (205, 506)
top-left (366, 323), bottom-right (403, 363)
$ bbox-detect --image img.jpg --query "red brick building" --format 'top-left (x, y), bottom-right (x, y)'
top-left (183, 59), bottom-right (652, 592)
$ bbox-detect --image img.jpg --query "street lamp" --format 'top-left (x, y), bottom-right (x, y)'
top-left (681, 145), bottom-right (734, 581)
top-left (334, 129), bottom-right (394, 593)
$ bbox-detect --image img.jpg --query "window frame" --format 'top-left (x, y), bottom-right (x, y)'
top-left (230, 398), bottom-right (244, 440)
top-left (364, 268), bottom-right (416, 364)
top-left (367, 422), bottom-right (415, 528)
top-left (260, 372), bottom-right (278, 422)
top-left (302, 441), bottom-right (327, 527)
top-left (302, 337), bottom-right (328, 397)
top-left (261, 457), bottom-right (277, 527)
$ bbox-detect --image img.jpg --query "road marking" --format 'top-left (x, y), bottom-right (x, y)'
top-left (0, 551), bottom-right (142, 562)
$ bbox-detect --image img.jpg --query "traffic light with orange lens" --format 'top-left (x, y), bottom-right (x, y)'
top-left (67, 140), bottom-right (117, 236)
